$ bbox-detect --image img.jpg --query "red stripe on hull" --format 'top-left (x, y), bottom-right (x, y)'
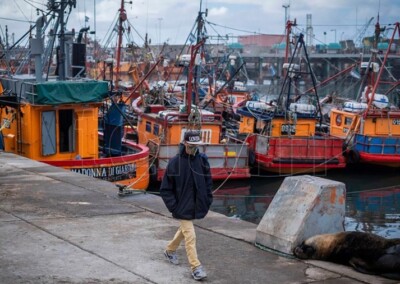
top-left (359, 152), bottom-right (400, 167)
top-left (46, 143), bottom-right (149, 167)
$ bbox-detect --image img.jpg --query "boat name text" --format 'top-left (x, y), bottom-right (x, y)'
top-left (281, 124), bottom-right (296, 135)
top-left (70, 163), bottom-right (137, 182)
top-left (393, 119), bottom-right (400, 125)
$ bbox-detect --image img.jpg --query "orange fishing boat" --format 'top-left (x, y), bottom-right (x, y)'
top-left (232, 21), bottom-right (346, 174)
top-left (136, 42), bottom-right (250, 181)
top-left (329, 21), bottom-right (400, 167)
top-left (0, 1), bottom-right (149, 191)
top-left (132, 7), bottom-right (251, 181)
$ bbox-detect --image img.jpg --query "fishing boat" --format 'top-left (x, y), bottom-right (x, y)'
top-left (0, 1), bottom-right (149, 191)
top-left (231, 20), bottom-right (346, 174)
top-left (201, 52), bottom-right (251, 114)
top-left (134, 6), bottom-right (250, 181)
top-left (329, 21), bottom-right (400, 167)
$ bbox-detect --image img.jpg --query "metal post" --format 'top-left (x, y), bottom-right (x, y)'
top-left (282, 4), bottom-right (290, 26)
top-left (34, 17), bottom-right (45, 82)
top-left (59, 0), bottom-right (66, 80)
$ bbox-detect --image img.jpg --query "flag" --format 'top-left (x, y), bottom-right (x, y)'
top-left (85, 16), bottom-right (90, 22)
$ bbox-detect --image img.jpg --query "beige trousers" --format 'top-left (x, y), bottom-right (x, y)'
top-left (166, 219), bottom-right (201, 270)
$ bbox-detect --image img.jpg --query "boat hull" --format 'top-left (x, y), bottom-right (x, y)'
top-left (359, 152), bottom-right (400, 167)
top-left (152, 142), bottom-right (250, 181)
top-left (248, 135), bottom-right (346, 174)
top-left (45, 142), bottom-right (150, 190)
top-left (0, 100), bottom-right (150, 190)
top-left (346, 134), bottom-right (400, 167)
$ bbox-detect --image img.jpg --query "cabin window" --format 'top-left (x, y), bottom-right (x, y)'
top-left (146, 121), bottom-right (152, 132)
top-left (153, 124), bottom-right (159, 135)
top-left (201, 129), bottom-right (212, 143)
top-left (345, 117), bottom-right (352, 125)
top-left (41, 110), bottom-right (56, 156)
top-left (58, 109), bottom-right (75, 153)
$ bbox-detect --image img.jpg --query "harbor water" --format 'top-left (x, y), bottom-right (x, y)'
top-left (208, 164), bottom-right (400, 238)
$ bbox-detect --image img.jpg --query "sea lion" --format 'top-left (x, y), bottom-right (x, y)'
top-left (293, 231), bottom-right (400, 280)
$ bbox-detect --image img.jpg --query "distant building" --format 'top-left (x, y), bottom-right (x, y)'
top-left (238, 34), bottom-right (285, 48)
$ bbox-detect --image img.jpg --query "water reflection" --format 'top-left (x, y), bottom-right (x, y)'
top-left (211, 166), bottom-right (400, 239)
top-left (346, 187), bottom-right (400, 238)
top-left (212, 185), bottom-right (271, 224)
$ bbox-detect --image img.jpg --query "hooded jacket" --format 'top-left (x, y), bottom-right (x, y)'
top-left (160, 144), bottom-right (213, 220)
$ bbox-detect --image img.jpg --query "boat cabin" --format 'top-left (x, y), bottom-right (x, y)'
top-left (0, 77), bottom-right (149, 189)
top-left (136, 105), bottom-right (250, 181)
top-left (0, 78), bottom-right (106, 160)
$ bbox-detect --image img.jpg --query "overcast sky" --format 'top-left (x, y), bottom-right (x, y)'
top-left (0, 0), bottom-right (398, 48)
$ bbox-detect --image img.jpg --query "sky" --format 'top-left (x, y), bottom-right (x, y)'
top-left (0, 0), bottom-right (399, 48)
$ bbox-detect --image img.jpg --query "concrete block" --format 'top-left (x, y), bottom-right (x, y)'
top-left (255, 175), bottom-right (345, 255)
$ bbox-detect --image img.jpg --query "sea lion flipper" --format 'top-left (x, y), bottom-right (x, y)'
top-left (349, 257), bottom-right (373, 274)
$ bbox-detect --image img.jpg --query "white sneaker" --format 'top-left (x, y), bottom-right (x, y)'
top-left (164, 250), bottom-right (179, 265)
top-left (192, 265), bottom-right (207, 281)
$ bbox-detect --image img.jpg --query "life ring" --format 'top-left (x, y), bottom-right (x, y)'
top-left (347, 149), bottom-right (360, 164)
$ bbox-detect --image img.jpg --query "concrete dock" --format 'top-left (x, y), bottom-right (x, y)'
top-left (0, 152), bottom-right (397, 284)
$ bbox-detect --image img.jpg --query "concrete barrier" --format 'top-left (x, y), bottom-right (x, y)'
top-left (255, 175), bottom-right (346, 255)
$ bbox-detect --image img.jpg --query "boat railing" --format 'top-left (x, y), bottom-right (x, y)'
top-left (156, 142), bottom-right (249, 171)
top-left (225, 135), bottom-right (246, 144)
top-left (160, 112), bottom-right (223, 128)
top-left (0, 77), bottom-right (36, 103)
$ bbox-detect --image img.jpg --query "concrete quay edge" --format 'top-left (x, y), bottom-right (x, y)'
top-left (0, 152), bottom-right (396, 284)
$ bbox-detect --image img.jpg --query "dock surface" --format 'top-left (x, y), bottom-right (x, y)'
top-left (0, 152), bottom-right (396, 284)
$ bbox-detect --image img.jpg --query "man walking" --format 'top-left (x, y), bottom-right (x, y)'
top-left (160, 130), bottom-right (213, 281)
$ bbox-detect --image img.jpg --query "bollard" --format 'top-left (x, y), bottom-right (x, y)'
top-left (255, 175), bottom-right (346, 255)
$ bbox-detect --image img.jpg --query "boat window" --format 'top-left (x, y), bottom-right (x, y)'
top-left (146, 121), bottom-right (152, 132)
top-left (345, 117), bottom-right (352, 125)
top-left (153, 124), bottom-right (159, 135)
top-left (201, 129), bottom-right (212, 143)
top-left (41, 110), bottom-right (56, 156)
top-left (59, 109), bottom-right (75, 153)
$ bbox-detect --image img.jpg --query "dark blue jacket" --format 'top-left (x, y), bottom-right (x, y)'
top-left (160, 144), bottom-right (213, 220)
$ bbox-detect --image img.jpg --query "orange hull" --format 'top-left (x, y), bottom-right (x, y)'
top-left (46, 142), bottom-right (149, 189)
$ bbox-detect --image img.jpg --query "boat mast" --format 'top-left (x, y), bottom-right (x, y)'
top-left (57, 0), bottom-right (68, 80)
top-left (115, 0), bottom-right (127, 89)
top-left (283, 18), bottom-right (296, 78)
top-left (189, 1), bottom-right (208, 111)
top-left (33, 17), bottom-right (45, 82)
top-left (364, 22), bottom-right (400, 117)
top-left (187, 1), bottom-right (206, 114)
top-left (194, 1), bottom-right (204, 103)
top-left (48, 0), bottom-right (76, 80)
top-left (187, 40), bottom-right (204, 115)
